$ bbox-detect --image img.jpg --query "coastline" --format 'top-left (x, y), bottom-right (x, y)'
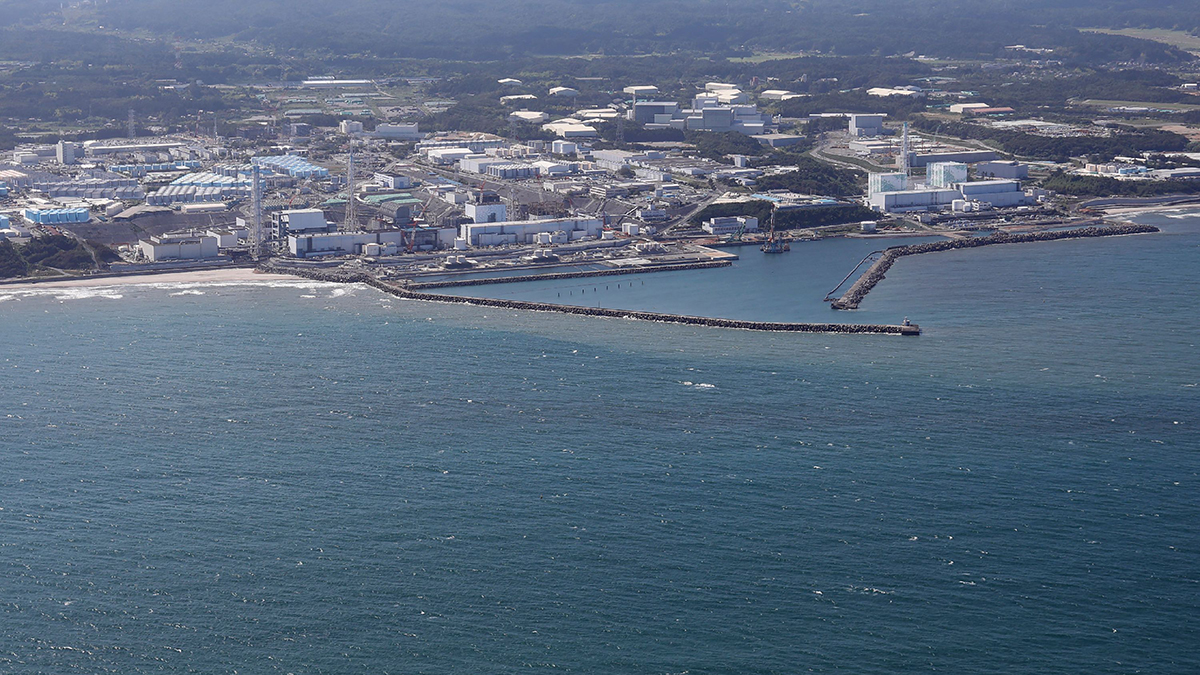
top-left (1091, 200), bottom-right (1200, 218)
top-left (0, 268), bottom-right (303, 291)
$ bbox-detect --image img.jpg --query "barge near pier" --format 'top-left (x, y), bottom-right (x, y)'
top-left (830, 223), bottom-right (1160, 310)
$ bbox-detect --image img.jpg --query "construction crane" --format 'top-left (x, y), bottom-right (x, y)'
top-left (250, 163), bottom-right (264, 260)
top-left (721, 223), bottom-right (746, 244)
top-left (344, 143), bottom-right (357, 230)
top-left (760, 205), bottom-right (790, 253)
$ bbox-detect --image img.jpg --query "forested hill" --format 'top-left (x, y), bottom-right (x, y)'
top-left (4, 0), bottom-right (1198, 63)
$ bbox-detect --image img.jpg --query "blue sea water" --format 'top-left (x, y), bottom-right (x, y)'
top-left (1, 213), bottom-right (1198, 674)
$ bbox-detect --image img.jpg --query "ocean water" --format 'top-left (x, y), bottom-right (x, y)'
top-left (447, 235), bottom-right (946, 324)
top-left (1, 213), bottom-right (1198, 674)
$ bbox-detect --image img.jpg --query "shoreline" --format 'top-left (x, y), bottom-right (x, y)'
top-left (0, 267), bottom-right (304, 291)
top-left (1099, 204), bottom-right (1200, 218)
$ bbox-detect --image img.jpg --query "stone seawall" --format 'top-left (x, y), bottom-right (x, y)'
top-left (264, 263), bottom-right (920, 335)
top-left (830, 224), bottom-right (1160, 310)
top-left (408, 260), bottom-right (731, 290)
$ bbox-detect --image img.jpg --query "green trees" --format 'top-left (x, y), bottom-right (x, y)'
top-left (1042, 172), bottom-right (1200, 197)
top-left (0, 239), bottom-right (29, 278)
top-left (910, 118), bottom-right (1189, 162)
top-left (755, 158), bottom-right (864, 198)
top-left (0, 235), bottom-right (97, 278)
top-left (689, 200), bottom-right (876, 231)
top-left (688, 132), bottom-right (767, 160)
top-left (21, 235), bottom-right (95, 271)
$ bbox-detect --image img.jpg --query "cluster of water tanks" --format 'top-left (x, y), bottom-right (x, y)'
top-left (24, 207), bottom-right (90, 224)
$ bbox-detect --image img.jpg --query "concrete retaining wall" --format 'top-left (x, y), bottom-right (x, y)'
top-left (408, 261), bottom-right (731, 290)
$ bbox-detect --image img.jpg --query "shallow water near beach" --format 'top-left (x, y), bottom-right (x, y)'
top-left (1, 212), bottom-right (1198, 673)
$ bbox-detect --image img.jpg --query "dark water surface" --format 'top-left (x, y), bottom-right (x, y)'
top-left (2, 213), bottom-right (1198, 674)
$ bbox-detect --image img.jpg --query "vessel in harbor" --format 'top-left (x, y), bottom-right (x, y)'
top-left (760, 208), bottom-right (790, 253)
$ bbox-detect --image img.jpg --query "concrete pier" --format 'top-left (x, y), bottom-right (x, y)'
top-left (408, 260), bottom-right (731, 290)
top-left (830, 224), bottom-right (1160, 310)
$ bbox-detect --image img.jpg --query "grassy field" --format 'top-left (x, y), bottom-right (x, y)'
top-left (1081, 28), bottom-right (1200, 55)
top-left (1077, 99), bottom-right (1200, 112)
top-left (729, 52), bottom-right (809, 63)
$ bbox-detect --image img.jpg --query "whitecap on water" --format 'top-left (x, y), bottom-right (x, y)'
top-left (53, 288), bottom-right (124, 301)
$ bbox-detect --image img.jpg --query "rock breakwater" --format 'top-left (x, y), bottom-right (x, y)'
top-left (262, 263), bottom-right (920, 335)
top-left (408, 260), bottom-right (730, 290)
top-left (830, 224), bottom-right (1160, 310)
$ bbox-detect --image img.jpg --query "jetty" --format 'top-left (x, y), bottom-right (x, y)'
top-left (830, 223), bottom-right (1159, 310)
top-left (408, 260), bottom-right (730, 290)
top-left (265, 263), bottom-right (921, 336)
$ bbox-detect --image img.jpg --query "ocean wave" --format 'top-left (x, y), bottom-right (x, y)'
top-left (6, 276), bottom-right (345, 301)
top-left (53, 289), bottom-right (124, 301)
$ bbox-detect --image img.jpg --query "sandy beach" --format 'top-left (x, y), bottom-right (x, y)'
top-left (0, 267), bottom-right (303, 291)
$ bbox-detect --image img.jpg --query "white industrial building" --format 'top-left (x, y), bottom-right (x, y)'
top-left (465, 202), bottom-right (507, 223)
top-left (926, 162), bottom-right (969, 188)
top-left (289, 227), bottom-right (455, 257)
top-left (205, 228), bottom-right (242, 248)
top-left (273, 208), bottom-right (336, 239)
top-left (904, 150), bottom-right (998, 168)
top-left (500, 94), bottom-right (538, 105)
top-left (509, 110), bottom-right (549, 124)
top-left (542, 119), bottom-right (599, 138)
top-left (702, 216), bottom-right (759, 235)
top-left (532, 160), bottom-right (573, 176)
top-left (485, 164), bottom-right (538, 180)
top-left (374, 173), bottom-right (413, 190)
top-left (460, 155), bottom-right (506, 174)
top-left (339, 120), bottom-right (364, 134)
top-left (623, 85), bottom-right (659, 98)
top-left (461, 217), bottom-right (603, 246)
top-left (976, 161), bottom-right (1029, 179)
top-left (83, 141), bottom-right (186, 157)
top-left (955, 180), bottom-right (1033, 207)
top-left (630, 96), bottom-right (769, 135)
top-left (867, 87), bottom-right (924, 98)
top-left (139, 232), bottom-right (219, 262)
top-left (868, 189), bottom-right (961, 213)
top-left (868, 172), bottom-right (909, 196)
top-left (576, 108), bottom-right (621, 122)
top-left (373, 123), bottom-right (422, 140)
top-left (549, 87), bottom-right (580, 98)
top-left (849, 114), bottom-right (886, 137)
top-left (949, 103), bottom-right (991, 114)
top-left (426, 147), bottom-right (477, 165)
top-left (56, 141), bottom-right (80, 165)
top-left (551, 140), bottom-right (579, 155)
top-left (760, 89), bottom-right (802, 101)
